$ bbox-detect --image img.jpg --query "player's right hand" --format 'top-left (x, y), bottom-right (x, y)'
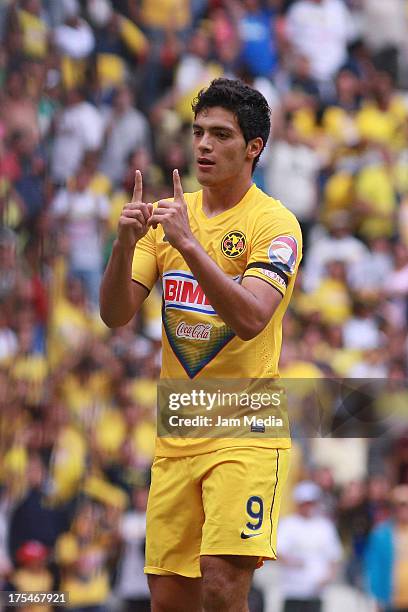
top-left (117, 170), bottom-right (153, 249)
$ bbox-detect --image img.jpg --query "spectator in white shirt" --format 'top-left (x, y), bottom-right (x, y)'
top-left (115, 485), bottom-right (150, 612)
top-left (51, 88), bottom-right (104, 184)
top-left (384, 243), bottom-right (408, 331)
top-left (265, 114), bottom-right (320, 249)
top-left (53, 0), bottom-right (95, 60)
top-left (100, 85), bottom-right (150, 186)
top-left (285, 0), bottom-right (354, 92)
top-left (342, 298), bottom-right (382, 351)
top-left (387, 244), bottom-right (408, 298)
top-left (348, 237), bottom-right (394, 293)
top-left (0, 490), bottom-right (12, 591)
top-left (360, 0), bottom-right (407, 83)
top-left (51, 166), bottom-right (109, 309)
top-left (303, 212), bottom-right (369, 292)
top-left (278, 481), bottom-right (343, 612)
top-left (0, 309), bottom-right (18, 363)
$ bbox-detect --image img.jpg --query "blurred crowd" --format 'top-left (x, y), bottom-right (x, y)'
top-left (1, 0), bottom-right (408, 610)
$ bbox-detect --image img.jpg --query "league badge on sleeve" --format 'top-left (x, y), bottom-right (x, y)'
top-left (268, 235), bottom-right (298, 275)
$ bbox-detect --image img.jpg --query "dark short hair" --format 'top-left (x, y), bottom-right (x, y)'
top-left (192, 78), bottom-right (271, 170)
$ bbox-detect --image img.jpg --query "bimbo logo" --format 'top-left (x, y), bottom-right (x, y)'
top-left (163, 271), bottom-right (216, 315)
top-left (176, 322), bottom-right (212, 340)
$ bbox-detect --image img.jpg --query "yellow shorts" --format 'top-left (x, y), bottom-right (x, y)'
top-left (145, 446), bottom-right (290, 578)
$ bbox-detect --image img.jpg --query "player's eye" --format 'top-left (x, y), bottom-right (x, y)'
top-left (193, 129), bottom-right (203, 136)
top-left (217, 132), bottom-right (229, 139)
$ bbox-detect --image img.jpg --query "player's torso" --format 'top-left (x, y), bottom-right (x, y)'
top-left (155, 188), bottom-right (286, 380)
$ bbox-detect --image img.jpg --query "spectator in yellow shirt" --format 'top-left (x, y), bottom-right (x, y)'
top-left (55, 501), bottom-right (117, 611)
top-left (356, 70), bottom-right (407, 150)
top-left (16, 0), bottom-right (49, 60)
top-left (87, 0), bottom-right (149, 95)
top-left (138, 0), bottom-right (192, 111)
top-left (299, 260), bottom-right (353, 325)
top-left (8, 541), bottom-right (53, 612)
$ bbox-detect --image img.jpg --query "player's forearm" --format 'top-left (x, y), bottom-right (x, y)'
top-left (179, 239), bottom-right (267, 340)
top-left (100, 240), bottom-right (140, 327)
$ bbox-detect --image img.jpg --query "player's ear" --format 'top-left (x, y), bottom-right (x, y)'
top-left (247, 137), bottom-right (264, 162)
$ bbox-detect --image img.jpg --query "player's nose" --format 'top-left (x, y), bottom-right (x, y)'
top-left (197, 133), bottom-right (213, 153)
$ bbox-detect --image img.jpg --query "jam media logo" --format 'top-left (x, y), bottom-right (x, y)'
top-left (175, 322), bottom-right (212, 340)
top-left (221, 230), bottom-right (247, 259)
top-left (163, 271), bottom-right (216, 315)
top-left (268, 235), bottom-right (298, 275)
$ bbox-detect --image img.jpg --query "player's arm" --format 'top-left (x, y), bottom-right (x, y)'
top-left (100, 171), bottom-right (153, 328)
top-left (148, 170), bottom-right (282, 340)
top-left (100, 241), bottom-right (150, 327)
top-left (182, 248), bottom-right (281, 340)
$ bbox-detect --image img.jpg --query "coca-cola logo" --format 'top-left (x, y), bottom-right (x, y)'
top-left (176, 322), bottom-right (212, 341)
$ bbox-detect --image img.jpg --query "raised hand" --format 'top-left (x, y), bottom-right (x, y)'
top-left (117, 170), bottom-right (153, 249)
top-left (148, 169), bottom-right (194, 251)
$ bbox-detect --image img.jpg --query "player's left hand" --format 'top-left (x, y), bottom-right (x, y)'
top-left (148, 169), bottom-right (195, 251)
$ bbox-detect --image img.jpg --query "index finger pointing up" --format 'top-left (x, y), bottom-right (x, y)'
top-left (173, 169), bottom-right (183, 199)
top-left (132, 170), bottom-right (143, 204)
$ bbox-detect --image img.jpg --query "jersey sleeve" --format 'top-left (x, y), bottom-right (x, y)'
top-left (131, 227), bottom-right (159, 292)
top-left (243, 210), bottom-right (303, 297)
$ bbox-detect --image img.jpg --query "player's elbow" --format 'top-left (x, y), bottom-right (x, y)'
top-left (99, 283), bottom-right (141, 328)
top-left (100, 316), bottom-right (123, 329)
top-left (235, 304), bottom-right (276, 340)
top-left (236, 329), bottom-right (258, 341)
top-left (99, 300), bottom-right (135, 328)
top-left (235, 320), bottom-right (267, 341)
top-left (100, 310), bottom-right (131, 328)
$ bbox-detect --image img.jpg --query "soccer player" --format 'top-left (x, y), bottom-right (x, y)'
top-left (100, 78), bottom-right (302, 612)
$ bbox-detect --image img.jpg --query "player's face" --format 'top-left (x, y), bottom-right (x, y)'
top-left (192, 107), bottom-right (253, 187)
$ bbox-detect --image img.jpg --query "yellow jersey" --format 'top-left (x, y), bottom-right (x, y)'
top-left (140, 0), bottom-right (191, 30)
top-left (18, 9), bottom-right (48, 59)
top-left (132, 184), bottom-right (302, 456)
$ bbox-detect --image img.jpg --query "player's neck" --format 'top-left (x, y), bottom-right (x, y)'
top-left (202, 178), bottom-right (253, 217)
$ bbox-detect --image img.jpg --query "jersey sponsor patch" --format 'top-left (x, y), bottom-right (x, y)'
top-left (175, 322), bottom-right (212, 341)
top-left (221, 230), bottom-right (247, 258)
top-left (163, 271), bottom-right (216, 315)
top-left (162, 271), bottom-right (237, 377)
top-left (268, 236), bottom-right (298, 275)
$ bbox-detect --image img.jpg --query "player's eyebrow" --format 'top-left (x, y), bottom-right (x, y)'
top-left (192, 123), bottom-right (235, 134)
